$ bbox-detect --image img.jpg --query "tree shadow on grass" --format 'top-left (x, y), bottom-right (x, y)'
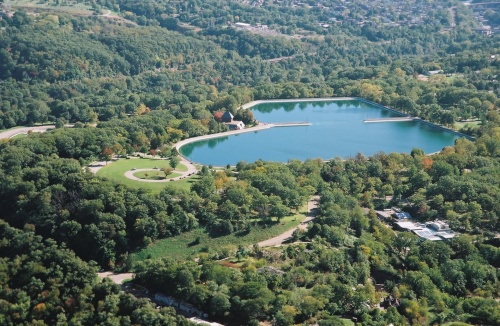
top-left (234, 228), bottom-right (250, 238)
top-left (186, 176), bottom-right (201, 184)
top-left (255, 219), bottom-right (280, 228)
top-left (187, 237), bottom-right (201, 247)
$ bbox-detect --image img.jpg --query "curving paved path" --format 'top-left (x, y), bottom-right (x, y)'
top-left (0, 123), bottom-right (96, 140)
top-left (123, 156), bottom-right (197, 182)
top-left (173, 123), bottom-right (272, 152)
top-left (99, 9), bottom-right (138, 26)
top-left (0, 125), bottom-right (57, 139)
top-left (240, 97), bottom-right (355, 109)
top-left (258, 196), bottom-right (319, 247)
top-left (86, 160), bottom-right (112, 174)
top-left (98, 272), bottom-right (134, 284)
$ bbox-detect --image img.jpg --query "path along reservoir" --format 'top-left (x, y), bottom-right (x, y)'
top-left (180, 99), bottom-right (463, 166)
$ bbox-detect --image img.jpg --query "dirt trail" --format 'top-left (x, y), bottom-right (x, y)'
top-left (258, 196), bottom-right (319, 247)
top-left (99, 9), bottom-right (138, 26)
top-left (449, 6), bottom-right (457, 27)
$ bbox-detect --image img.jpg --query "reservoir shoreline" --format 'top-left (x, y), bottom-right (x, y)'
top-left (175, 97), bottom-right (472, 165)
top-left (174, 98), bottom-right (357, 157)
top-left (243, 97), bottom-right (472, 140)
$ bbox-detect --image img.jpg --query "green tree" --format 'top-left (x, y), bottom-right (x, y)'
top-left (170, 156), bottom-right (181, 169)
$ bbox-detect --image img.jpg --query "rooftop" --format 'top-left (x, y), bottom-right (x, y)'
top-left (395, 221), bottom-right (423, 231)
top-left (414, 229), bottom-right (442, 241)
top-left (395, 219), bottom-right (457, 241)
top-left (395, 212), bottom-right (411, 219)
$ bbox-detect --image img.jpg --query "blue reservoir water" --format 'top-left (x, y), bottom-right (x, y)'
top-left (180, 100), bottom-right (462, 166)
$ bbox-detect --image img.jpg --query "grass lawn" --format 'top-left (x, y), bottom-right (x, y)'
top-left (131, 211), bottom-right (308, 263)
top-left (133, 170), bottom-right (182, 180)
top-left (173, 162), bottom-right (188, 172)
top-left (166, 175), bottom-right (200, 191)
top-left (455, 120), bottom-right (481, 130)
top-left (9, 133), bottom-right (27, 140)
top-left (96, 158), bottom-right (194, 193)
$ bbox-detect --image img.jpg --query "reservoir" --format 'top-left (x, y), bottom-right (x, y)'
top-left (180, 99), bottom-right (463, 166)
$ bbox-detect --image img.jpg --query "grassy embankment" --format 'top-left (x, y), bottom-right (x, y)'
top-left (454, 120), bottom-right (481, 130)
top-left (132, 210), bottom-right (309, 262)
top-left (9, 133), bottom-right (27, 140)
top-left (96, 157), bottom-right (195, 192)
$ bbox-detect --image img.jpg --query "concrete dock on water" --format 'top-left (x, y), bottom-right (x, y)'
top-left (363, 117), bottom-right (419, 123)
top-left (271, 121), bottom-right (312, 127)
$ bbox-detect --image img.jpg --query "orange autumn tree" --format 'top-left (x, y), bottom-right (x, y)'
top-left (100, 147), bottom-right (114, 165)
top-left (215, 171), bottom-right (230, 191)
top-left (213, 111), bottom-right (224, 122)
top-left (422, 156), bottom-right (433, 170)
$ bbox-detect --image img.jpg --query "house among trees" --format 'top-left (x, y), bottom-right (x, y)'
top-left (394, 220), bottom-right (456, 241)
top-left (221, 111), bottom-right (234, 122)
top-left (425, 69), bottom-right (444, 76)
top-left (218, 111), bottom-right (245, 130)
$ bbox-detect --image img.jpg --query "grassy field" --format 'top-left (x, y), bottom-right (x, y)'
top-left (10, 0), bottom-right (94, 14)
top-left (133, 170), bottom-right (182, 180)
top-left (9, 133), bottom-right (27, 140)
top-left (340, 319), bottom-right (355, 326)
top-left (131, 211), bottom-right (307, 263)
top-left (96, 158), bottom-right (194, 192)
top-left (455, 120), bottom-right (481, 130)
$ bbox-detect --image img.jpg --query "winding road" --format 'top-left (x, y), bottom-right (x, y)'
top-left (98, 196), bottom-right (319, 284)
top-left (0, 125), bottom-right (57, 139)
top-left (99, 9), bottom-right (138, 26)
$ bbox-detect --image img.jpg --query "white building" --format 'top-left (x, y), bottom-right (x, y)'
top-left (226, 121), bottom-right (245, 130)
top-left (394, 220), bottom-right (456, 241)
top-left (234, 22), bottom-right (251, 28)
top-left (189, 317), bottom-right (225, 326)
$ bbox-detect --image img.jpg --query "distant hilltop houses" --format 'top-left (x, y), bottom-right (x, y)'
top-left (234, 22), bottom-right (269, 30)
top-left (235, 0), bottom-right (451, 29)
top-left (235, 0), bottom-right (500, 33)
top-left (214, 111), bottom-right (245, 130)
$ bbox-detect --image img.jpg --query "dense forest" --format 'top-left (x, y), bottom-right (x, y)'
top-left (1, 0), bottom-right (500, 325)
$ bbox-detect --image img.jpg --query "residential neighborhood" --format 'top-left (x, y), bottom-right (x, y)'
top-left (237, 0), bottom-right (454, 29)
